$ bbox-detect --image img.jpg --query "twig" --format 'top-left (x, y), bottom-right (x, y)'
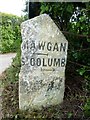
top-left (62, 31), bottom-right (90, 38)
top-left (68, 60), bottom-right (90, 68)
top-left (68, 48), bottom-right (90, 52)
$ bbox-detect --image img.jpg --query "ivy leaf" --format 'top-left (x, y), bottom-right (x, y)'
top-left (45, 6), bottom-right (49, 12)
top-left (40, 5), bottom-right (46, 14)
top-left (87, 38), bottom-right (90, 42)
top-left (77, 68), bottom-right (86, 76)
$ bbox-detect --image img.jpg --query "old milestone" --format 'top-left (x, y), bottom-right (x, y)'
top-left (19, 14), bottom-right (68, 110)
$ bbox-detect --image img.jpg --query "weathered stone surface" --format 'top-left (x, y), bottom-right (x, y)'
top-left (19, 14), bottom-right (68, 110)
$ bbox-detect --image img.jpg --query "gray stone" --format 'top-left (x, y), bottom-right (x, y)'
top-left (19, 14), bottom-right (68, 110)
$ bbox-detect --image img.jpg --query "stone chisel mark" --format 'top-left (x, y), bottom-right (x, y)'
top-left (41, 68), bottom-right (55, 71)
top-left (35, 53), bottom-right (48, 56)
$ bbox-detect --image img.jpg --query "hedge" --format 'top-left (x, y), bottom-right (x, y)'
top-left (0, 12), bottom-right (23, 53)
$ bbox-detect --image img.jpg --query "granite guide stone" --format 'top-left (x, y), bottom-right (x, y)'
top-left (19, 14), bottom-right (68, 110)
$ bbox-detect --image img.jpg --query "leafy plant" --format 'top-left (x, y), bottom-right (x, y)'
top-left (83, 99), bottom-right (90, 117)
top-left (77, 67), bottom-right (87, 76)
top-left (67, 112), bottom-right (73, 118)
top-left (0, 12), bottom-right (23, 53)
